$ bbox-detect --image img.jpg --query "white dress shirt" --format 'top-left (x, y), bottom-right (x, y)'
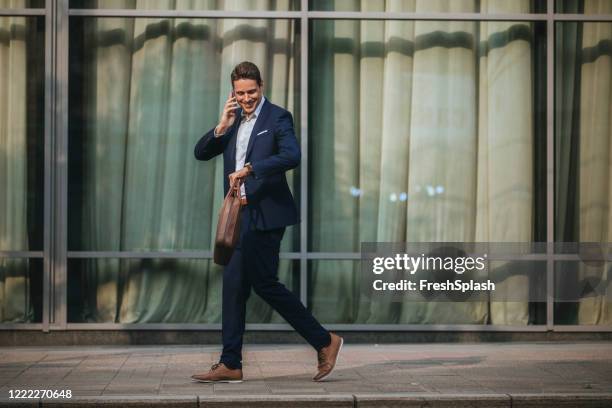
top-left (234, 96), bottom-right (265, 197)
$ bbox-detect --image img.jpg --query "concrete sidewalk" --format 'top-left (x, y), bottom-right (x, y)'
top-left (1, 342), bottom-right (611, 407)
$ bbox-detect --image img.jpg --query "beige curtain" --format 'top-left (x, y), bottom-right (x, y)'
top-left (76, 0), bottom-right (297, 323)
top-left (477, 0), bottom-right (534, 325)
top-left (0, 10), bottom-right (34, 323)
top-left (310, 0), bottom-right (537, 325)
top-left (576, 2), bottom-right (612, 324)
top-left (555, 1), bottom-right (612, 325)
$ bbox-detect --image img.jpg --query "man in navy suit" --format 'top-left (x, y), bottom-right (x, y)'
top-left (192, 62), bottom-right (342, 383)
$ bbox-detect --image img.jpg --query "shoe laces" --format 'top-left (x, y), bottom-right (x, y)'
top-left (210, 363), bottom-right (222, 371)
top-left (317, 350), bottom-right (327, 366)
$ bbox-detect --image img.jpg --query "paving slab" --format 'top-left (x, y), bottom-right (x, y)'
top-left (0, 342), bottom-right (610, 406)
top-left (510, 393), bottom-right (612, 408)
top-left (355, 393), bottom-right (511, 408)
top-left (198, 394), bottom-right (354, 407)
top-left (41, 396), bottom-right (197, 407)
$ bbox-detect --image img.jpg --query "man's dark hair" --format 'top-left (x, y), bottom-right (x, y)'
top-left (231, 61), bottom-right (262, 87)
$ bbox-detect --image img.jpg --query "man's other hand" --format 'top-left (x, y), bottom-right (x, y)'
top-left (228, 167), bottom-right (250, 188)
top-left (215, 92), bottom-right (240, 136)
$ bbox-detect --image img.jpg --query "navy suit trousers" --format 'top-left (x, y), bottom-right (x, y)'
top-left (220, 208), bottom-right (331, 369)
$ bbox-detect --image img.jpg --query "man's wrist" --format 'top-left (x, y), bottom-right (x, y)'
top-left (214, 125), bottom-right (227, 137)
top-left (245, 162), bottom-right (253, 175)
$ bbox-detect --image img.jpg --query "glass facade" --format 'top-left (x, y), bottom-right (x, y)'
top-left (0, 16), bottom-right (45, 252)
top-left (67, 258), bottom-right (298, 323)
top-left (309, 19), bottom-right (547, 252)
top-left (554, 260), bottom-right (612, 325)
top-left (556, 0), bottom-right (612, 14)
top-left (67, 17), bottom-right (300, 252)
top-left (310, 0), bottom-right (547, 13)
top-left (308, 260), bottom-right (548, 325)
top-left (555, 20), bottom-right (612, 325)
top-left (1, 0), bottom-right (611, 330)
top-left (69, 0), bottom-right (300, 11)
top-left (0, 14), bottom-right (45, 326)
top-left (0, 258), bottom-right (43, 323)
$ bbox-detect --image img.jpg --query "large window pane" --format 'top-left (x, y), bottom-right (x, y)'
top-left (556, 22), bottom-right (612, 244)
top-left (310, 0), bottom-right (547, 13)
top-left (555, 21), bottom-right (612, 326)
top-left (309, 19), bottom-right (547, 252)
top-left (0, 16), bottom-right (45, 251)
top-left (68, 17), bottom-right (300, 252)
top-left (0, 258), bottom-right (42, 323)
top-left (70, 0), bottom-right (299, 11)
top-left (556, 0), bottom-right (612, 14)
top-left (67, 258), bottom-right (299, 323)
top-left (555, 260), bottom-right (612, 325)
top-left (308, 260), bottom-right (546, 325)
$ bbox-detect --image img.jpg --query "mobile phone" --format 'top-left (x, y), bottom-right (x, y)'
top-left (231, 90), bottom-right (239, 110)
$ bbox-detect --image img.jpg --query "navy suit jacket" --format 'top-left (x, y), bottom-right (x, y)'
top-left (194, 99), bottom-right (300, 231)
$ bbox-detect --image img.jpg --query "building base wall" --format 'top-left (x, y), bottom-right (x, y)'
top-left (1, 330), bottom-right (612, 347)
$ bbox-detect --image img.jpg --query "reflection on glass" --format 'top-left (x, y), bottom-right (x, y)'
top-left (68, 258), bottom-right (299, 323)
top-left (310, 0), bottom-right (546, 13)
top-left (308, 260), bottom-right (545, 325)
top-left (555, 261), bottom-right (612, 325)
top-left (0, 259), bottom-right (43, 323)
top-left (70, 0), bottom-right (299, 10)
top-left (0, 16), bottom-right (45, 251)
top-left (309, 18), bottom-right (546, 252)
top-left (556, 22), bottom-right (612, 246)
top-left (556, 0), bottom-right (612, 14)
top-left (68, 17), bottom-right (299, 251)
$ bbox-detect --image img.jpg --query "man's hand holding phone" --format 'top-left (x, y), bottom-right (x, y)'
top-left (215, 91), bottom-right (240, 137)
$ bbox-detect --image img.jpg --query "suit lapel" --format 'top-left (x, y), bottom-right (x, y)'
top-left (245, 99), bottom-right (271, 162)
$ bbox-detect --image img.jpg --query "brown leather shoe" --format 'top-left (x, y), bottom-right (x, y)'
top-left (313, 332), bottom-right (343, 381)
top-left (191, 363), bottom-right (243, 383)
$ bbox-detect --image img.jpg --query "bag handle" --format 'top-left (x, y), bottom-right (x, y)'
top-left (225, 177), bottom-right (243, 199)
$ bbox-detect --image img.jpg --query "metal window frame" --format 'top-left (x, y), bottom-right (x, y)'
top-left (43, 0), bottom-right (54, 334)
top-left (65, 251), bottom-right (305, 259)
top-left (546, 0), bottom-right (555, 332)
top-left (0, 252), bottom-right (44, 257)
top-left (0, 6), bottom-right (50, 331)
top-left (2, 1), bottom-right (612, 333)
top-left (0, 9), bottom-right (45, 16)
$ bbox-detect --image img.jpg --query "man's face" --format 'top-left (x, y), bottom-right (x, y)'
top-left (232, 78), bottom-right (263, 116)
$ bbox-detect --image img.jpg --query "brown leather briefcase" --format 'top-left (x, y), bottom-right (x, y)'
top-left (213, 179), bottom-right (243, 265)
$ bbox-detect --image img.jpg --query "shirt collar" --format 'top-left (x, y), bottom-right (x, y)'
top-left (242, 96), bottom-right (266, 121)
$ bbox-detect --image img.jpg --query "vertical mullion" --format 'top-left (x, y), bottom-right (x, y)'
top-left (43, 0), bottom-right (55, 333)
top-left (300, 0), bottom-right (308, 306)
top-left (53, 0), bottom-right (70, 330)
top-left (546, 0), bottom-right (555, 331)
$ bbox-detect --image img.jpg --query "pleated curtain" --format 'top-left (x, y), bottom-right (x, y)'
top-left (3, 0), bottom-right (611, 326)
top-left (309, 0), bottom-right (535, 325)
top-left (0, 4), bottom-right (34, 323)
top-left (74, 0), bottom-right (296, 323)
top-left (556, 0), bottom-right (612, 325)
